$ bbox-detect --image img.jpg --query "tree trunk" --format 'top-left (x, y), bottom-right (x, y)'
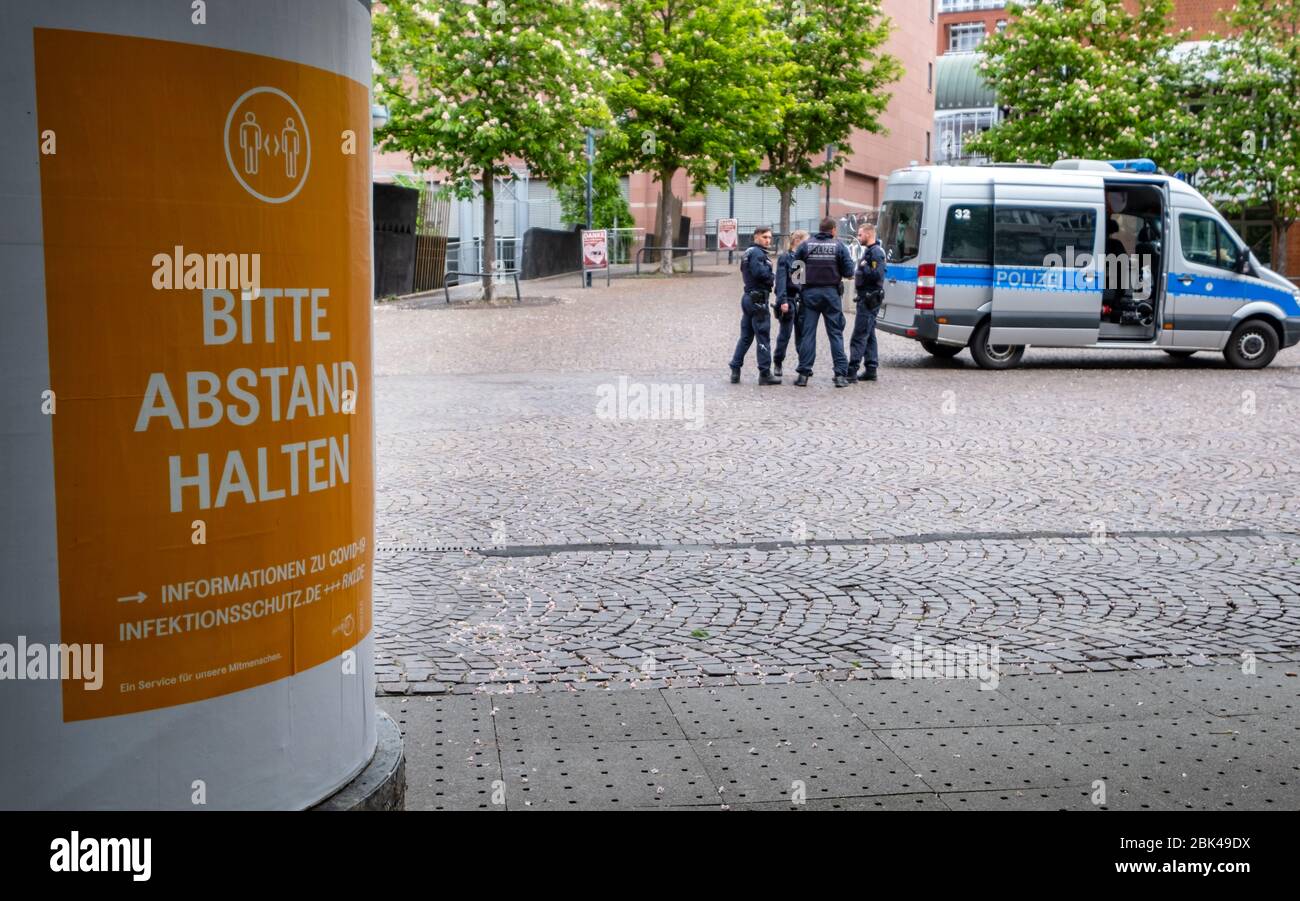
top-left (778, 186), bottom-right (792, 239)
top-left (481, 174), bottom-right (496, 303)
top-left (1276, 220), bottom-right (1291, 278)
top-left (657, 169), bottom-right (677, 275)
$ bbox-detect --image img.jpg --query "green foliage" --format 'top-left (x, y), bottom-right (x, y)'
top-left (757, 1), bottom-right (902, 200)
top-left (967, 0), bottom-right (1189, 165)
top-left (372, 0), bottom-right (611, 197)
top-left (596, 0), bottom-right (788, 189)
top-left (1171, 0), bottom-right (1300, 240)
top-left (555, 164), bottom-right (633, 230)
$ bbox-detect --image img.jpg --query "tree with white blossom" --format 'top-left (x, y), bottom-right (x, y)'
top-left (967, 0), bottom-right (1188, 166)
top-left (373, 0), bottom-right (610, 300)
top-left (1172, 0), bottom-right (1300, 274)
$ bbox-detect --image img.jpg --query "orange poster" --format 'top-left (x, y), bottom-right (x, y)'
top-left (34, 28), bottom-right (373, 721)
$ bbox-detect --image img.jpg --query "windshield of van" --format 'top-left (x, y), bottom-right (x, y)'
top-left (878, 200), bottom-right (922, 264)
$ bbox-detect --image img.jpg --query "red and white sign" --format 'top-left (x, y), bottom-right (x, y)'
top-left (582, 229), bottom-right (608, 270)
top-left (718, 218), bottom-right (738, 252)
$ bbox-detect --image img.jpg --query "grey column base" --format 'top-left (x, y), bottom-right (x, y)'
top-left (312, 710), bottom-right (406, 811)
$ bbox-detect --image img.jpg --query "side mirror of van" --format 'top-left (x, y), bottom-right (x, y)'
top-left (1234, 247), bottom-right (1252, 274)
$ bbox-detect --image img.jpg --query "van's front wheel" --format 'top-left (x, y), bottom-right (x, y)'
top-left (1224, 320), bottom-right (1278, 369)
top-left (920, 340), bottom-right (962, 359)
top-left (969, 322), bottom-right (1025, 370)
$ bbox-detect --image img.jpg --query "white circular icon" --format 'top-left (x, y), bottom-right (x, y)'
top-left (223, 86), bottom-right (311, 203)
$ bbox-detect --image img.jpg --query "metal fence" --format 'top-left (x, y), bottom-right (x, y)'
top-left (443, 236), bottom-right (523, 288)
top-left (689, 212), bottom-right (879, 261)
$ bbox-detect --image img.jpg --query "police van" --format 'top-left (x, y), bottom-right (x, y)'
top-left (874, 159), bottom-right (1300, 369)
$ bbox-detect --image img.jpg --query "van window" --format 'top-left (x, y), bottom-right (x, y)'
top-left (994, 207), bottom-right (1096, 267)
top-left (941, 204), bottom-right (993, 264)
top-left (878, 200), bottom-right (922, 263)
top-left (1179, 213), bottom-right (1240, 271)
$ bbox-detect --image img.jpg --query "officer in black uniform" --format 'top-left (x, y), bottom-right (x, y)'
top-left (793, 217), bottom-right (855, 387)
top-left (848, 222), bottom-right (885, 382)
top-left (772, 229), bottom-right (809, 379)
top-left (729, 226), bottom-right (781, 385)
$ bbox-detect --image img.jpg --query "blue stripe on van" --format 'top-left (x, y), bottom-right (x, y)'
top-left (888, 265), bottom-right (919, 283)
top-left (1166, 272), bottom-right (1300, 312)
top-left (993, 266), bottom-right (1099, 293)
top-left (925, 265), bottom-right (1099, 292)
top-left (936, 265), bottom-right (994, 287)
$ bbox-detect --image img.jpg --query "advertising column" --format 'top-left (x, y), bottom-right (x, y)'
top-left (0, 0), bottom-right (376, 809)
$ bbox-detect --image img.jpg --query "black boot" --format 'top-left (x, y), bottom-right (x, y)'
top-left (833, 375), bottom-right (849, 388)
top-left (773, 363), bottom-right (783, 378)
top-left (759, 370), bottom-right (782, 385)
top-left (794, 374), bottom-right (809, 387)
top-left (860, 369), bottom-right (878, 382)
top-left (729, 367), bottom-right (740, 384)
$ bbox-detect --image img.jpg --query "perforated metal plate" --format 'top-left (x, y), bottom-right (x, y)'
top-left (1055, 718), bottom-right (1300, 810)
top-left (378, 664), bottom-right (1300, 809)
top-left (379, 695), bottom-right (502, 811)
top-left (827, 677), bottom-right (1044, 729)
top-left (736, 793), bottom-right (949, 811)
top-left (694, 734), bottom-right (927, 803)
top-left (1139, 663), bottom-right (1300, 717)
top-left (493, 689), bottom-right (686, 743)
top-left (499, 740), bottom-right (715, 809)
top-left (662, 684), bottom-right (860, 741)
top-left (878, 725), bottom-right (1090, 793)
top-left (998, 671), bottom-right (1205, 724)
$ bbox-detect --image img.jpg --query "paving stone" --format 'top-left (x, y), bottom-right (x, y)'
top-left (1139, 663), bottom-right (1300, 717)
top-left (876, 725), bottom-right (1093, 793)
top-left (368, 264), bottom-right (1300, 808)
top-left (733, 793), bottom-right (949, 811)
top-left (693, 734), bottom-right (928, 804)
top-left (378, 695), bottom-right (502, 811)
top-left (662, 684), bottom-right (860, 741)
top-left (498, 740), bottom-right (717, 810)
top-left (492, 689), bottom-right (686, 743)
top-left (826, 677), bottom-right (1046, 730)
top-left (1053, 718), bottom-right (1300, 810)
top-left (998, 672), bottom-right (1206, 724)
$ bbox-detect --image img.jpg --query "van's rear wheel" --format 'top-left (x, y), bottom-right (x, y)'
top-left (1224, 320), bottom-right (1278, 369)
top-left (920, 340), bottom-right (962, 359)
top-left (969, 322), bottom-right (1025, 370)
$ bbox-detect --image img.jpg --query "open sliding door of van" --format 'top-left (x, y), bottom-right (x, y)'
top-left (991, 178), bottom-right (1104, 346)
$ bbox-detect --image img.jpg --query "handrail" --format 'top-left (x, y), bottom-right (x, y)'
top-left (444, 270), bottom-right (521, 304)
top-left (635, 246), bottom-right (696, 275)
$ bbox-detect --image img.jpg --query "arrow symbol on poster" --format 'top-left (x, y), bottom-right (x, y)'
top-left (117, 591), bottom-right (147, 604)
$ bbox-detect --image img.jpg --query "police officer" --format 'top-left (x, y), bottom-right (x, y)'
top-left (848, 222), bottom-right (885, 382)
top-left (729, 226), bottom-right (781, 385)
top-left (793, 217), bottom-right (855, 387)
top-left (772, 229), bottom-right (809, 379)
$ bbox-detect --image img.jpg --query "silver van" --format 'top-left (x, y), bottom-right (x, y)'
top-left (874, 159), bottom-right (1300, 369)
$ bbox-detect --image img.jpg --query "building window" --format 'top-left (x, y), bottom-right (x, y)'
top-left (925, 131), bottom-right (931, 162)
top-left (948, 22), bottom-right (987, 53)
top-left (941, 0), bottom-right (1006, 12)
top-left (928, 62), bottom-right (934, 93)
top-left (935, 109), bottom-right (998, 164)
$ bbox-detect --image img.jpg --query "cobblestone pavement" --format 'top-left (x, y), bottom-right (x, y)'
top-left (373, 264), bottom-right (1300, 697)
